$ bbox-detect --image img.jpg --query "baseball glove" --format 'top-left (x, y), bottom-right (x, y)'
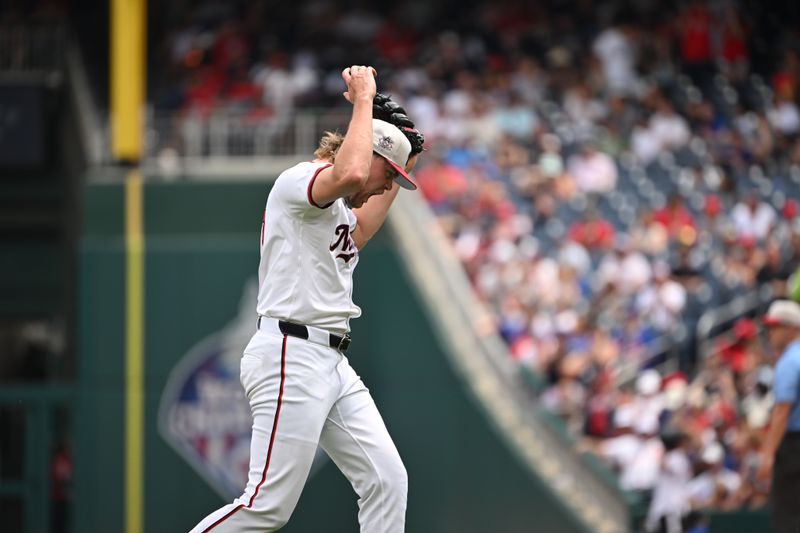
top-left (373, 93), bottom-right (425, 155)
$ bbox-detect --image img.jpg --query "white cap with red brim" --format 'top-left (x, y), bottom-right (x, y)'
top-left (372, 119), bottom-right (417, 190)
top-left (763, 299), bottom-right (800, 328)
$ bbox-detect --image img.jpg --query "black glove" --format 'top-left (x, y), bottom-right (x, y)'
top-left (400, 127), bottom-right (425, 155)
top-left (373, 93), bottom-right (425, 155)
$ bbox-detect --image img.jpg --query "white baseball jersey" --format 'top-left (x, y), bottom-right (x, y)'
top-left (256, 161), bottom-right (361, 334)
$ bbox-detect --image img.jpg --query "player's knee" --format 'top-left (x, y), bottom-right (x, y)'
top-left (378, 455), bottom-right (408, 500)
top-left (258, 512), bottom-right (291, 531)
top-left (248, 504), bottom-right (293, 531)
top-left (272, 516), bottom-right (291, 531)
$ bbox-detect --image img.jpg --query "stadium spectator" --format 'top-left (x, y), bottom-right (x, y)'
top-left (649, 96), bottom-right (691, 153)
top-left (566, 140), bottom-right (618, 194)
top-left (564, 82), bottom-right (608, 136)
top-left (645, 431), bottom-right (692, 533)
top-left (619, 424), bottom-right (664, 493)
top-left (593, 402), bottom-right (640, 471)
top-left (653, 194), bottom-right (697, 242)
top-left (731, 192), bottom-right (777, 241)
top-left (718, 4), bottom-right (750, 82)
top-left (713, 318), bottom-right (759, 375)
top-left (757, 239), bottom-right (794, 295)
top-left (541, 357), bottom-right (588, 436)
top-left (768, 85), bottom-right (800, 139)
top-left (568, 210), bottom-right (616, 251)
top-left (493, 90), bottom-right (540, 143)
top-left (670, 246), bottom-right (704, 291)
top-left (415, 153), bottom-right (469, 215)
top-left (592, 21), bottom-right (640, 97)
top-left (596, 234), bottom-right (652, 295)
top-left (635, 263), bottom-right (687, 333)
top-left (536, 133), bottom-right (566, 182)
top-left (740, 366), bottom-right (774, 430)
top-left (677, 0), bottom-right (715, 88)
top-left (631, 114), bottom-right (662, 165)
top-left (688, 442), bottom-right (742, 510)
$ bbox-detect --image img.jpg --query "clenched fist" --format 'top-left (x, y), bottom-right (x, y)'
top-left (342, 65), bottom-right (378, 103)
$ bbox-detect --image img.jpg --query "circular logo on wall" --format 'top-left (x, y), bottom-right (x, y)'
top-left (158, 279), bottom-right (329, 499)
top-left (157, 280), bottom-right (258, 499)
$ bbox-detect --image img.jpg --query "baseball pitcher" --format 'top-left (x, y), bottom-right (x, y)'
top-left (189, 65), bottom-right (424, 533)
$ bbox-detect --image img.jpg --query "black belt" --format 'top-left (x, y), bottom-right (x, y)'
top-left (258, 317), bottom-right (352, 353)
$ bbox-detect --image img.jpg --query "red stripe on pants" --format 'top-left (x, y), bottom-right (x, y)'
top-left (203, 334), bottom-right (288, 531)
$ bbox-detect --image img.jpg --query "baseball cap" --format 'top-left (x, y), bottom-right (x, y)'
top-left (636, 369), bottom-right (661, 396)
top-left (733, 318), bottom-right (758, 340)
top-left (372, 119), bottom-right (417, 191)
top-left (763, 299), bottom-right (800, 328)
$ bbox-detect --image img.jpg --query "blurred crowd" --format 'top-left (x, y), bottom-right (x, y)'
top-left (578, 324), bottom-right (775, 530)
top-left (150, 0), bottom-right (800, 526)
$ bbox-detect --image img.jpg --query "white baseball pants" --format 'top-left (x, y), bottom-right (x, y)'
top-left (189, 325), bottom-right (407, 533)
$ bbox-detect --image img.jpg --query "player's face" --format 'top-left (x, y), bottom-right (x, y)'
top-left (348, 153), bottom-right (419, 208)
top-left (348, 156), bottom-right (398, 208)
top-left (766, 324), bottom-right (799, 355)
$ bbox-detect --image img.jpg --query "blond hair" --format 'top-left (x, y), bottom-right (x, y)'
top-left (314, 131), bottom-right (345, 162)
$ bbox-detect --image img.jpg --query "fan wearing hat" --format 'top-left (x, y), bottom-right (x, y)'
top-left (190, 66), bottom-right (423, 533)
top-left (687, 442), bottom-right (742, 509)
top-left (757, 299), bottom-right (800, 533)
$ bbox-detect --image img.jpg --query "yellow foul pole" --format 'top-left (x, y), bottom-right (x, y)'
top-left (123, 168), bottom-right (145, 533)
top-left (112, 0), bottom-right (146, 532)
top-left (111, 0), bottom-right (145, 162)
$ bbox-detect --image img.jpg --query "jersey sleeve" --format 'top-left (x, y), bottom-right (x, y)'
top-left (773, 351), bottom-right (800, 405)
top-left (271, 162), bottom-right (334, 212)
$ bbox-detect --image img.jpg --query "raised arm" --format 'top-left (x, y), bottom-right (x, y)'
top-left (308, 66), bottom-right (377, 207)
